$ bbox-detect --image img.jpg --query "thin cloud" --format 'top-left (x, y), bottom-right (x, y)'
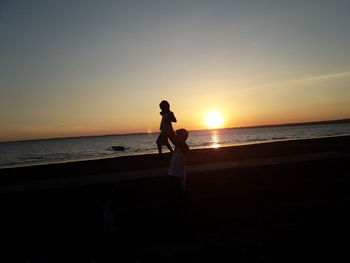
top-left (251, 41), bottom-right (262, 47)
top-left (242, 71), bottom-right (350, 92)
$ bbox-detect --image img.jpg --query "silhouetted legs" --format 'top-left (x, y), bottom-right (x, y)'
top-left (157, 142), bottom-right (173, 158)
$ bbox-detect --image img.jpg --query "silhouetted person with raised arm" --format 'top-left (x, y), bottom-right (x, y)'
top-left (168, 129), bottom-right (190, 194)
top-left (156, 100), bottom-right (177, 159)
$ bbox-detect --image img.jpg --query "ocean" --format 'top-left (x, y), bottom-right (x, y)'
top-left (0, 123), bottom-right (349, 169)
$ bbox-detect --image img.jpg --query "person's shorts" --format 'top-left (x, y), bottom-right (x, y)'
top-left (156, 131), bottom-right (170, 146)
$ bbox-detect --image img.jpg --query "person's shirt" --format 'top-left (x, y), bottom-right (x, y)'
top-left (160, 111), bottom-right (176, 133)
top-left (168, 143), bottom-right (189, 178)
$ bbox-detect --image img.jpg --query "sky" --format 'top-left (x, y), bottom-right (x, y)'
top-left (1, 0), bottom-right (349, 141)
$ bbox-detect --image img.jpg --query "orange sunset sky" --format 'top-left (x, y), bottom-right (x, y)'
top-left (1, 1), bottom-right (349, 141)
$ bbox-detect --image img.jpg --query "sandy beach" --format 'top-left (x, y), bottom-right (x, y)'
top-left (1, 135), bottom-right (350, 262)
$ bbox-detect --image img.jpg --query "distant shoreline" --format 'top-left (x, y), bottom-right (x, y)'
top-left (1, 118), bottom-right (349, 143)
top-left (218, 118), bottom-right (350, 130)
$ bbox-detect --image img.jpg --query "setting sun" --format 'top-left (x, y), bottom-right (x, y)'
top-left (205, 111), bottom-right (224, 129)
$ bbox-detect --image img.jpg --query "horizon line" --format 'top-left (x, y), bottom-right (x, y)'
top-left (1, 118), bottom-right (349, 143)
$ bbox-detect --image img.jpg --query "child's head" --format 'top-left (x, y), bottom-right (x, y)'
top-left (176, 129), bottom-right (188, 142)
top-left (159, 100), bottom-right (170, 111)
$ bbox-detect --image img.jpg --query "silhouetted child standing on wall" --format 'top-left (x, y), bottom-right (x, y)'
top-left (156, 100), bottom-right (177, 158)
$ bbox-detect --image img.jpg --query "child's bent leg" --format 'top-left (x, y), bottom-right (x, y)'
top-left (157, 143), bottom-right (162, 155)
top-left (168, 132), bottom-right (176, 146)
top-left (166, 143), bottom-right (173, 153)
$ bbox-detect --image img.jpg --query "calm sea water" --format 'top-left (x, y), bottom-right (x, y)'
top-left (0, 123), bottom-right (349, 169)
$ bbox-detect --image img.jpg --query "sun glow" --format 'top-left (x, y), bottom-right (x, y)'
top-left (205, 110), bottom-right (224, 129)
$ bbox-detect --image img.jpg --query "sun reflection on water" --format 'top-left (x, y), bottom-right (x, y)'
top-left (211, 143), bottom-right (220, 148)
top-left (210, 132), bottom-right (221, 148)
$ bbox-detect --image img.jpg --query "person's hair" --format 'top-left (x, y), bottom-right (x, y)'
top-left (159, 100), bottom-right (170, 111)
top-left (176, 129), bottom-right (188, 141)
